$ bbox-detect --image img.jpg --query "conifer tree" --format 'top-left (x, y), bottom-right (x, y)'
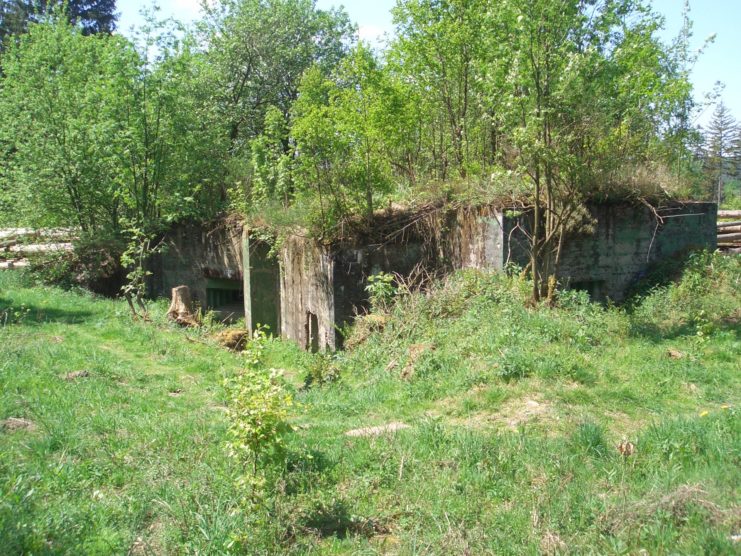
top-left (705, 101), bottom-right (738, 204)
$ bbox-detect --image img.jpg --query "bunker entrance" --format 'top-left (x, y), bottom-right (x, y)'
top-left (570, 279), bottom-right (606, 300)
top-left (206, 277), bottom-right (244, 322)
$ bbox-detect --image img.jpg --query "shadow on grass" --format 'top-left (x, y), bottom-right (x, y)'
top-left (0, 299), bottom-right (93, 326)
top-left (283, 449), bottom-right (337, 496)
top-left (298, 499), bottom-right (386, 540)
top-left (629, 318), bottom-right (741, 343)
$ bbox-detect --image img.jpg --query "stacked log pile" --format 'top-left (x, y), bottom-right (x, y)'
top-left (718, 210), bottom-right (741, 253)
top-left (0, 228), bottom-right (76, 269)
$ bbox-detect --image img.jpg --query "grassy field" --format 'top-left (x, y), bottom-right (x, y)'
top-left (1, 253), bottom-right (740, 554)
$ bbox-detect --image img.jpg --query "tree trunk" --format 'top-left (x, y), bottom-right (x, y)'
top-left (167, 285), bottom-right (198, 327)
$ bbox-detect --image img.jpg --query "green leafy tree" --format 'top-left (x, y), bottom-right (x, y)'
top-left (390, 0), bottom-right (489, 179)
top-left (0, 14), bottom-right (225, 259)
top-left (248, 105), bottom-right (293, 206)
top-left (115, 17), bottom-right (227, 230)
top-left (0, 16), bottom-right (130, 231)
top-left (200, 0), bottom-right (355, 149)
top-left (291, 44), bottom-right (414, 225)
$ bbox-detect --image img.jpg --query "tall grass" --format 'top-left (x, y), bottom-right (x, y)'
top-left (0, 252), bottom-right (739, 554)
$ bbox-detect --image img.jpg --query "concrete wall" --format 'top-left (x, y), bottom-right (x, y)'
top-left (244, 238), bottom-right (281, 334)
top-left (279, 235), bottom-right (336, 351)
top-left (276, 205), bottom-right (507, 349)
top-left (503, 202), bottom-right (717, 301)
top-left (157, 201), bottom-right (716, 348)
top-left (151, 221), bottom-right (244, 312)
top-left (440, 205), bottom-right (506, 270)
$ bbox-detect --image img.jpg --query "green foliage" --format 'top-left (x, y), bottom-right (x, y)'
top-left (0, 273), bottom-right (247, 553)
top-left (286, 44), bottom-right (416, 230)
top-left (248, 106), bottom-right (293, 206)
top-left (0, 0), bottom-right (117, 54)
top-left (0, 300), bottom-right (29, 325)
top-left (224, 327), bottom-right (293, 498)
top-left (364, 271), bottom-right (396, 313)
top-left (0, 13), bottom-right (225, 238)
top-left (0, 252), bottom-right (739, 553)
top-left (629, 250), bottom-right (741, 338)
top-left (27, 231), bottom-right (126, 294)
top-left (200, 0), bottom-right (355, 149)
top-left (302, 352), bottom-right (340, 389)
top-left (570, 421), bottom-right (609, 458)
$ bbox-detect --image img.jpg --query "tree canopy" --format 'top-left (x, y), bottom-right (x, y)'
top-left (0, 0), bottom-right (725, 299)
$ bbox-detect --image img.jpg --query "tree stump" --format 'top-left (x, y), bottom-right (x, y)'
top-left (167, 285), bottom-right (198, 326)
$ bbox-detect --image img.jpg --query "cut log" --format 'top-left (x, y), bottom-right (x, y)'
top-left (717, 226), bottom-right (741, 234)
top-left (167, 285), bottom-right (198, 327)
top-left (717, 233), bottom-right (741, 242)
top-left (718, 210), bottom-right (741, 219)
top-left (717, 220), bottom-right (741, 229)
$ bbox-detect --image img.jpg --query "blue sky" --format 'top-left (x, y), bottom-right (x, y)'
top-left (116, 0), bottom-right (740, 127)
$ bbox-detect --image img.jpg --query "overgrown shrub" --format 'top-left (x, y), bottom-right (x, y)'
top-left (28, 232), bottom-right (126, 296)
top-left (303, 353), bottom-right (341, 389)
top-left (365, 272), bottom-right (396, 313)
top-left (630, 251), bottom-right (741, 338)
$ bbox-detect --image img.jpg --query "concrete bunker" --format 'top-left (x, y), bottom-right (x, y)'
top-left (154, 200), bottom-right (717, 350)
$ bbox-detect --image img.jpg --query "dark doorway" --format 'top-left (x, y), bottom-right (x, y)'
top-left (206, 277), bottom-right (244, 322)
top-left (305, 312), bottom-right (319, 353)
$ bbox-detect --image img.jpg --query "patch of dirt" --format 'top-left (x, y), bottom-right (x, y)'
top-left (540, 530), bottom-right (567, 555)
top-left (599, 484), bottom-right (739, 535)
top-left (667, 348), bottom-right (686, 359)
top-left (455, 396), bottom-right (552, 430)
top-left (64, 370), bottom-right (90, 381)
top-left (684, 382), bottom-right (701, 396)
top-left (214, 329), bottom-right (249, 351)
top-left (129, 518), bottom-right (166, 556)
top-left (1, 417), bottom-right (36, 431)
top-left (603, 410), bottom-right (646, 437)
top-left (345, 422), bottom-right (411, 438)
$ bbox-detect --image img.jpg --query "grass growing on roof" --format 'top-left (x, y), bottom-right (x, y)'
top-left (0, 252), bottom-right (739, 554)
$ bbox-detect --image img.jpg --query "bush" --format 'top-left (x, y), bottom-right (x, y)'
top-left (224, 328), bottom-right (293, 495)
top-left (303, 353), bottom-right (341, 389)
top-left (630, 251), bottom-right (741, 338)
top-left (365, 272), bottom-right (396, 313)
top-left (28, 232), bottom-right (126, 296)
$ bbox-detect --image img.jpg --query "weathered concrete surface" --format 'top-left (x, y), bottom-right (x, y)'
top-left (441, 204), bottom-right (505, 269)
top-left (272, 201), bottom-right (717, 348)
top-left (503, 202), bottom-right (717, 300)
top-left (279, 235), bottom-right (335, 351)
top-left (275, 204), bottom-right (506, 349)
top-left (157, 201), bottom-right (716, 349)
top-left (150, 221), bottom-right (244, 314)
top-left (243, 237), bottom-right (281, 335)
